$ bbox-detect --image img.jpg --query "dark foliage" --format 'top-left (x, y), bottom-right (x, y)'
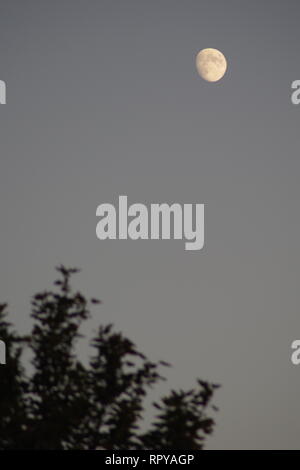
top-left (0, 266), bottom-right (219, 449)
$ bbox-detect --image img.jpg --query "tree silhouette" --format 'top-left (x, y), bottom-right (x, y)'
top-left (0, 266), bottom-right (219, 450)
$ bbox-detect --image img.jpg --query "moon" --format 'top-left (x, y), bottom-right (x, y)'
top-left (196, 48), bottom-right (227, 82)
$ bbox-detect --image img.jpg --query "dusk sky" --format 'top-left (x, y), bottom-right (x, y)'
top-left (1, 0), bottom-right (300, 449)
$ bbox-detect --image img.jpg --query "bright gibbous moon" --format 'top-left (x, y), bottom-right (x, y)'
top-left (196, 48), bottom-right (227, 82)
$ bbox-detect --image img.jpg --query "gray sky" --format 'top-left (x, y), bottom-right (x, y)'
top-left (1, 0), bottom-right (300, 449)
